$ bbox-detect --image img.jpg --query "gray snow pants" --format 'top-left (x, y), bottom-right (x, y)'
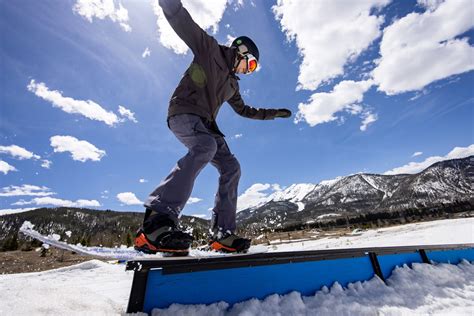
top-left (144, 114), bottom-right (241, 233)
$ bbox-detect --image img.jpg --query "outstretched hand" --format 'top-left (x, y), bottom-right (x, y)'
top-left (275, 108), bottom-right (292, 118)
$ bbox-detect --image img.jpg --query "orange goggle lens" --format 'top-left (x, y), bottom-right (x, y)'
top-left (247, 58), bottom-right (258, 73)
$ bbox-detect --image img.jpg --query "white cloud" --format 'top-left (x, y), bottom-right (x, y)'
top-left (0, 145), bottom-right (41, 160)
top-left (139, 178), bottom-right (148, 183)
top-left (231, 0), bottom-right (245, 11)
top-left (50, 135), bottom-right (106, 162)
top-left (117, 192), bottom-right (142, 205)
top-left (101, 190), bottom-right (109, 199)
top-left (13, 197), bottom-right (101, 208)
top-left (118, 105), bottom-right (138, 123)
top-left (237, 183), bottom-right (282, 212)
top-left (226, 34), bottom-right (236, 46)
top-left (0, 160), bottom-right (17, 174)
top-left (373, 0), bottom-right (474, 95)
top-left (41, 159), bottom-right (52, 169)
top-left (142, 47), bottom-right (151, 58)
top-left (0, 185), bottom-right (55, 197)
top-left (73, 0), bottom-right (132, 32)
top-left (412, 151), bottom-right (423, 157)
top-left (360, 111), bottom-right (378, 131)
top-left (384, 144), bottom-right (474, 175)
top-left (152, 0), bottom-right (228, 54)
top-left (28, 80), bottom-right (120, 126)
top-left (191, 214), bottom-right (208, 219)
top-left (273, 0), bottom-right (389, 91)
top-left (187, 197), bottom-right (202, 204)
top-left (295, 80), bottom-right (374, 127)
top-left (346, 104), bottom-right (364, 115)
top-left (417, 0), bottom-right (444, 11)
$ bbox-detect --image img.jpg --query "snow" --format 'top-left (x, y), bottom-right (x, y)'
top-left (270, 183), bottom-right (316, 203)
top-left (316, 213), bottom-right (340, 219)
top-left (295, 201), bottom-right (305, 211)
top-left (1, 218), bottom-right (473, 315)
top-left (319, 177), bottom-right (343, 187)
top-left (0, 207), bottom-right (36, 216)
top-left (0, 260), bottom-right (133, 315)
top-left (273, 218), bottom-right (474, 252)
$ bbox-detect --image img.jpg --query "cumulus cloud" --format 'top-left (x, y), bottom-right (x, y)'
top-left (118, 105), bottom-right (138, 123)
top-left (417, 0), bottom-right (445, 11)
top-left (0, 145), bottom-right (41, 160)
top-left (28, 80), bottom-right (120, 126)
top-left (13, 197), bottom-right (101, 208)
top-left (360, 111), bottom-right (378, 131)
top-left (191, 214), bottom-right (208, 219)
top-left (152, 0), bottom-right (228, 54)
top-left (384, 144), bottom-right (474, 175)
top-left (41, 160), bottom-right (52, 169)
top-left (142, 47), bottom-right (151, 58)
top-left (117, 192), bottom-right (142, 205)
top-left (412, 152), bottom-right (423, 157)
top-left (295, 80), bottom-right (374, 127)
top-left (237, 183), bottom-right (282, 212)
top-left (0, 160), bottom-right (17, 175)
top-left (73, 0), bottom-right (132, 32)
top-left (273, 0), bottom-right (389, 91)
top-left (373, 0), bottom-right (474, 95)
top-left (0, 185), bottom-right (55, 197)
top-left (187, 197), bottom-right (202, 204)
top-left (139, 178), bottom-right (148, 183)
top-left (50, 135), bottom-right (106, 162)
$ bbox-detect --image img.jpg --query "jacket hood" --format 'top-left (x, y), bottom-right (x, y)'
top-left (222, 46), bottom-right (238, 74)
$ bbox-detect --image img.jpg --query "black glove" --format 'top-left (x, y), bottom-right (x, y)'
top-left (274, 108), bottom-right (292, 118)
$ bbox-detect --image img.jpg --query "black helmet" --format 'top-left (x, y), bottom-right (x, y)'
top-left (231, 36), bottom-right (259, 61)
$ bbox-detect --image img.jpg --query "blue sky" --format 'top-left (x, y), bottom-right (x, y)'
top-left (1, 0), bottom-right (473, 218)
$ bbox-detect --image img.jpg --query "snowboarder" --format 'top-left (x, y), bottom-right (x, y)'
top-left (135, 0), bottom-right (292, 254)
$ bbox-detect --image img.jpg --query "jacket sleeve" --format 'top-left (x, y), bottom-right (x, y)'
top-left (158, 0), bottom-right (217, 56)
top-left (228, 90), bottom-right (278, 120)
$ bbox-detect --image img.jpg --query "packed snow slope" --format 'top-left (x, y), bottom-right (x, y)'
top-left (0, 218), bottom-right (473, 315)
top-left (271, 217), bottom-right (474, 252)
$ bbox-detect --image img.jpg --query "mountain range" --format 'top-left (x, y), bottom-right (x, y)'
top-left (1, 156), bottom-right (472, 249)
top-left (237, 156), bottom-right (473, 231)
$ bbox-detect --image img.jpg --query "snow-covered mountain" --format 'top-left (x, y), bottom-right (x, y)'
top-left (237, 156), bottom-right (473, 230)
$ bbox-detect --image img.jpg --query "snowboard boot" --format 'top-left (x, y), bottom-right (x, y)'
top-left (135, 212), bottom-right (193, 255)
top-left (209, 230), bottom-right (251, 253)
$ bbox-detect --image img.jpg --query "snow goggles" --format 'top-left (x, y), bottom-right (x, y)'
top-left (245, 54), bottom-right (258, 73)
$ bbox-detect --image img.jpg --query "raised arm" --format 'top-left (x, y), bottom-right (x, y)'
top-left (228, 90), bottom-right (291, 120)
top-left (159, 0), bottom-right (217, 56)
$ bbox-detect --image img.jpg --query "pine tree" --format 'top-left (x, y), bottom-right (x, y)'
top-left (126, 232), bottom-right (132, 247)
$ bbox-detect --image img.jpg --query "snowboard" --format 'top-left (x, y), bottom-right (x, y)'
top-left (19, 221), bottom-right (267, 261)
